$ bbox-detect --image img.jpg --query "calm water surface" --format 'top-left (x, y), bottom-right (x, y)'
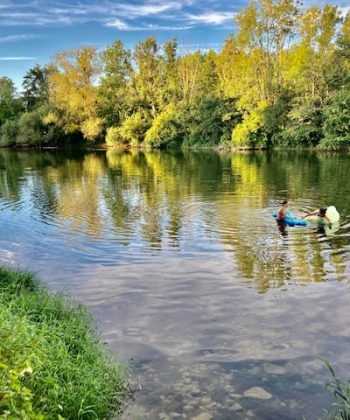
top-left (1, 149), bottom-right (350, 419)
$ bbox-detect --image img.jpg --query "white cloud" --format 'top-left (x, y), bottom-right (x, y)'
top-left (0, 34), bottom-right (37, 43)
top-left (145, 23), bottom-right (192, 30)
top-left (105, 20), bottom-right (192, 31)
top-left (49, 7), bottom-right (88, 16)
top-left (0, 0), bottom-right (236, 30)
top-left (0, 1), bottom-right (185, 27)
top-left (0, 11), bottom-right (73, 26)
top-left (186, 11), bottom-right (234, 25)
top-left (105, 18), bottom-right (129, 30)
top-left (0, 56), bottom-right (36, 60)
top-left (104, 1), bottom-right (193, 30)
top-left (117, 3), bottom-right (178, 18)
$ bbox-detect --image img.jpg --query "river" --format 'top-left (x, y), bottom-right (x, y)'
top-left (0, 149), bottom-right (350, 419)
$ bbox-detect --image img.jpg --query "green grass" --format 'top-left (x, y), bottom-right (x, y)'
top-left (0, 266), bottom-right (128, 419)
top-left (323, 359), bottom-right (350, 420)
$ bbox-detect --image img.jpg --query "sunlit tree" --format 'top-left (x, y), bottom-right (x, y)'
top-left (49, 47), bottom-right (103, 140)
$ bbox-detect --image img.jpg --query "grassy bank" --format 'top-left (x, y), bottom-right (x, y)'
top-left (0, 266), bottom-right (128, 419)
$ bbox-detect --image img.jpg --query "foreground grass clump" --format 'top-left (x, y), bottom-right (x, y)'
top-left (323, 359), bottom-right (350, 420)
top-left (0, 266), bottom-right (128, 419)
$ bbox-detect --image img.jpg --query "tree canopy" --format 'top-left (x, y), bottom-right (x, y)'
top-left (1, 0), bottom-right (350, 149)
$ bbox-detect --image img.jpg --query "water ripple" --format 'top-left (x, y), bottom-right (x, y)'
top-left (1, 149), bottom-right (350, 419)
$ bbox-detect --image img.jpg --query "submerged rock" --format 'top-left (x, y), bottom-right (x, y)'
top-left (231, 402), bottom-right (242, 411)
top-left (243, 387), bottom-right (273, 400)
top-left (263, 363), bottom-right (286, 375)
top-left (192, 413), bottom-right (213, 420)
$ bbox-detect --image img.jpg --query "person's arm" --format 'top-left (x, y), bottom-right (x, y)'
top-left (325, 215), bottom-right (332, 228)
top-left (302, 210), bottom-right (318, 219)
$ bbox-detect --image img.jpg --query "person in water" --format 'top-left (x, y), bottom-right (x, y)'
top-left (303, 207), bottom-right (332, 228)
top-left (276, 200), bottom-right (289, 221)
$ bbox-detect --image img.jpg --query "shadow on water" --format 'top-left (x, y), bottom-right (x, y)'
top-left (1, 148), bottom-right (350, 418)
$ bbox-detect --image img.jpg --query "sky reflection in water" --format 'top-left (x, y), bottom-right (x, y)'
top-left (0, 149), bottom-right (350, 419)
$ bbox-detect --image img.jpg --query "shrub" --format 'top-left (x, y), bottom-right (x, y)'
top-left (144, 107), bottom-right (181, 148)
top-left (105, 126), bottom-right (125, 147)
top-left (0, 119), bottom-right (19, 147)
top-left (275, 97), bottom-right (323, 147)
top-left (182, 97), bottom-right (239, 148)
top-left (320, 89), bottom-right (350, 149)
top-left (0, 266), bottom-right (128, 419)
top-left (81, 117), bottom-right (104, 141)
top-left (16, 111), bottom-right (45, 145)
top-left (117, 112), bottom-right (151, 146)
top-left (232, 106), bottom-right (267, 149)
top-left (13, 105), bottom-right (65, 146)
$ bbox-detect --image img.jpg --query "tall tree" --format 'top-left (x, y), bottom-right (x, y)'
top-left (234, 0), bottom-right (300, 103)
top-left (177, 51), bottom-right (202, 102)
top-left (288, 5), bottom-right (340, 99)
top-left (132, 36), bottom-right (163, 117)
top-left (0, 77), bottom-right (22, 125)
top-left (22, 64), bottom-right (52, 111)
top-left (162, 39), bottom-right (179, 104)
top-left (216, 34), bottom-right (250, 99)
top-left (98, 41), bottom-right (132, 127)
top-left (49, 47), bottom-right (103, 140)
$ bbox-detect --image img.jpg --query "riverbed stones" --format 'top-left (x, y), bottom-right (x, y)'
top-left (243, 387), bottom-right (273, 400)
top-left (192, 413), bottom-right (212, 420)
top-left (231, 402), bottom-right (242, 411)
top-left (200, 397), bottom-right (212, 406)
top-left (247, 366), bottom-right (260, 375)
top-left (263, 363), bottom-right (286, 375)
top-left (169, 412), bottom-right (182, 418)
top-left (229, 393), bottom-right (242, 399)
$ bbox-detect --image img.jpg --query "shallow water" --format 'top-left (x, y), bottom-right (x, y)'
top-left (1, 149), bottom-right (350, 419)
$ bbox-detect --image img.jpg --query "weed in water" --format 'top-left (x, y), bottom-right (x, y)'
top-left (322, 358), bottom-right (350, 420)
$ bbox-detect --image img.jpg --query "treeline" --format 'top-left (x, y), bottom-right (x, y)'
top-left (2, 0), bottom-right (350, 149)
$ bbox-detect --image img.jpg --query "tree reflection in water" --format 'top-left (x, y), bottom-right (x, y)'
top-left (0, 148), bottom-right (349, 293)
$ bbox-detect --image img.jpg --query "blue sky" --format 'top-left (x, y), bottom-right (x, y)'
top-left (0, 0), bottom-right (349, 88)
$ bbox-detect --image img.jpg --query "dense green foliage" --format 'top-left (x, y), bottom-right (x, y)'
top-left (2, 0), bottom-right (350, 149)
top-left (0, 266), bottom-right (128, 419)
top-left (321, 88), bottom-right (350, 148)
top-left (0, 78), bottom-right (23, 126)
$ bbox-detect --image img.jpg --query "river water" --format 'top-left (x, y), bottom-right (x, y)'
top-left (0, 149), bottom-right (350, 419)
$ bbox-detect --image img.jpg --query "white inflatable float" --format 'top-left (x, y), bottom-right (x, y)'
top-left (304, 206), bottom-right (340, 224)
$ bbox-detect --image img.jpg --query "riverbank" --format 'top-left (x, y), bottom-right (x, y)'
top-left (0, 266), bottom-right (128, 418)
top-left (1, 142), bottom-right (350, 152)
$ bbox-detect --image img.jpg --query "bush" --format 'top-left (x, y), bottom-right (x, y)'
top-left (81, 117), bottom-right (104, 141)
top-left (182, 97), bottom-right (239, 148)
top-left (105, 126), bottom-right (125, 147)
top-left (232, 106), bottom-right (267, 149)
top-left (275, 97), bottom-right (323, 147)
top-left (13, 105), bottom-right (65, 146)
top-left (0, 266), bottom-right (128, 419)
top-left (144, 107), bottom-right (182, 148)
top-left (320, 89), bottom-right (350, 149)
top-left (262, 93), bottom-right (292, 146)
top-left (0, 119), bottom-right (19, 147)
top-left (16, 111), bottom-right (45, 145)
top-left (117, 112), bottom-right (151, 147)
